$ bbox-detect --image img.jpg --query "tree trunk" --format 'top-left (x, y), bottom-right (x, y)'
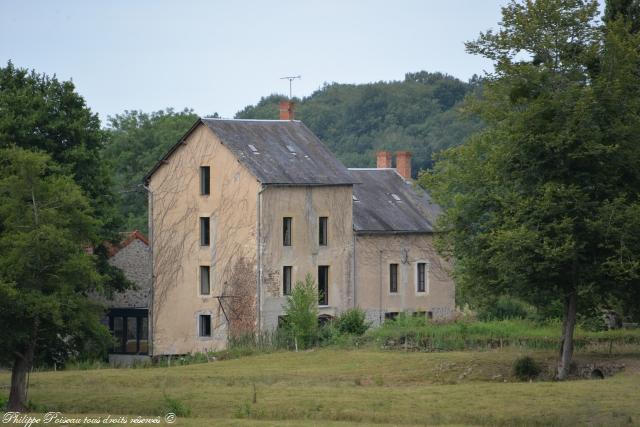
top-left (8, 322), bottom-right (37, 411)
top-left (557, 290), bottom-right (577, 380)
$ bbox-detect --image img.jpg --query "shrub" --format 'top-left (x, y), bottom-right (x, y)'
top-left (512, 356), bottom-right (541, 381)
top-left (478, 296), bottom-right (536, 321)
top-left (160, 395), bottom-right (191, 417)
top-left (318, 321), bottom-right (340, 346)
top-left (335, 308), bottom-right (370, 335)
top-left (283, 274), bottom-right (319, 349)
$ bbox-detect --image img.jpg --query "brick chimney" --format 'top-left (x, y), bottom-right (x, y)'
top-left (395, 151), bottom-right (412, 179)
top-left (376, 151), bottom-right (392, 168)
top-left (279, 100), bottom-right (295, 120)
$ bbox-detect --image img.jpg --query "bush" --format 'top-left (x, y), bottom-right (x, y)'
top-left (335, 308), bottom-right (370, 335)
top-left (512, 356), bottom-right (541, 381)
top-left (283, 274), bottom-right (319, 349)
top-left (478, 296), bottom-right (536, 321)
top-left (159, 395), bottom-right (191, 417)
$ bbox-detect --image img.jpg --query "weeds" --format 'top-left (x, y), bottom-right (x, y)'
top-left (159, 395), bottom-right (191, 417)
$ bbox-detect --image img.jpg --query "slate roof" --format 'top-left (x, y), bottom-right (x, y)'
top-left (349, 169), bottom-right (441, 234)
top-left (144, 119), bottom-right (356, 186)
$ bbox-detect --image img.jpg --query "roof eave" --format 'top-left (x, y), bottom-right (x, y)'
top-left (353, 229), bottom-right (436, 235)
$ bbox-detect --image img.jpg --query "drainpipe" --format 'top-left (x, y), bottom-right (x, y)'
top-left (352, 233), bottom-right (357, 308)
top-left (143, 183), bottom-right (154, 357)
top-left (256, 184), bottom-right (265, 333)
top-left (379, 249), bottom-right (383, 325)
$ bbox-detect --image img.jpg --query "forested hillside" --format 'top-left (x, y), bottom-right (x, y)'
top-left (236, 71), bottom-right (482, 171)
top-left (103, 71), bottom-right (481, 232)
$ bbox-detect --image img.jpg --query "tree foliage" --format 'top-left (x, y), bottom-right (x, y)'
top-left (0, 147), bottom-right (111, 410)
top-left (283, 274), bottom-right (319, 349)
top-left (235, 72), bottom-right (482, 172)
top-left (102, 109), bottom-right (199, 232)
top-left (0, 61), bottom-right (118, 236)
top-left (422, 0), bottom-right (640, 378)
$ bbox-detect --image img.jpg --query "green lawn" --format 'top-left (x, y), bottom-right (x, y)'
top-left (1, 348), bottom-right (639, 426)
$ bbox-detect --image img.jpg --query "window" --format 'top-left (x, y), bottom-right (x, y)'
top-left (199, 314), bottom-right (211, 337)
top-left (318, 265), bottom-right (329, 305)
top-left (283, 217), bottom-right (292, 246)
top-left (126, 316), bottom-right (138, 353)
top-left (417, 262), bottom-right (426, 293)
top-left (385, 312), bottom-right (399, 321)
top-left (427, 311), bottom-right (433, 320)
top-left (389, 264), bottom-right (398, 293)
top-left (283, 266), bottom-right (292, 296)
top-left (200, 217), bottom-right (210, 246)
top-left (200, 166), bottom-right (210, 195)
top-left (139, 317), bottom-right (149, 353)
top-left (200, 266), bottom-right (210, 295)
top-left (319, 217), bottom-right (328, 246)
top-left (112, 317), bottom-right (123, 353)
top-left (108, 309), bottom-right (148, 354)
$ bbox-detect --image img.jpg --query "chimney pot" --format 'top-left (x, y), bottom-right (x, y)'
top-left (376, 151), bottom-right (392, 169)
top-left (279, 100), bottom-right (295, 120)
top-left (395, 151), bottom-right (412, 180)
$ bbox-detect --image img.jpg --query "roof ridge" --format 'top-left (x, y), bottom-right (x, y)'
top-left (201, 118), bottom-right (301, 123)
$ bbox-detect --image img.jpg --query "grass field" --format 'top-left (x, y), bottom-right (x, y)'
top-left (2, 347), bottom-right (640, 426)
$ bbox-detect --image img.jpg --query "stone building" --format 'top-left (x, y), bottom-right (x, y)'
top-left (94, 230), bottom-right (151, 363)
top-left (144, 102), bottom-right (455, 355)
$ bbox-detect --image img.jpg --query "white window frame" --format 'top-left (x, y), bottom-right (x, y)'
top-left (415, 261), bottom-right (430, 294)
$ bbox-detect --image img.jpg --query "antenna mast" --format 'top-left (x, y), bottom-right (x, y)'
top-left (280, 75), bottom-right (301, 99)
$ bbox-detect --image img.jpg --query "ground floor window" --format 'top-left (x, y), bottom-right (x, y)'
top-left (385, 312), bottom-right (399, 322)
top-left (108, 309), bottom-right (148, 354)
top-left (199, 314), bottom-right (212, 337)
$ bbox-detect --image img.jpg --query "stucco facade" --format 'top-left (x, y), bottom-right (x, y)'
top-left (259, 185), bottom-right (354, 329)
top-left (354, 233), bottom-right (454, 325)
top-left (148, 124), bottom-right (259, 355)
top-left (146, 118), bottom-right (456, 356)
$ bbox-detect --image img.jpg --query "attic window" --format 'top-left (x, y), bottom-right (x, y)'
top-left (391, 193), bottom-right (401, 201)
top-left (248, 144), bottom-right (259, 154)
top-left (286, 145), bottom-right (296, 153)
top-left (352, 195), bottom-right (359, 202)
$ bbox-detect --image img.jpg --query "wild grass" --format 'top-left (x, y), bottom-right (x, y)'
top-left (1, 348), bottom-right (639, 426)
top-left (367, 316), bottom-right (640, 352)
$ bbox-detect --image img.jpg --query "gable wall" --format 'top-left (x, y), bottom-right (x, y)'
top-left (148, 124), bottom-right (260, 355)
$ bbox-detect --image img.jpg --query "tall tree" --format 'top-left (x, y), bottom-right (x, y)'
top-left (0, 61), bottom-right (118, 236)
top-left (103, 109), bottom-right (199, 232)
top-left (605, 0), bottom-right (640, 32)
top-left (0, 147), bottom-right (111, 410)
top-left (235, 73), bottom-right (482, 173)
top-left (422, 0), bottom-right (640, 379)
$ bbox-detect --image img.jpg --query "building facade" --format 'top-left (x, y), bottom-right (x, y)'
top-left (145, 107), bottom-right (455, 355)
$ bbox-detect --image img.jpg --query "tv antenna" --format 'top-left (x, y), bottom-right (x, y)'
top-left (280, 75), bottom-right (301, 99)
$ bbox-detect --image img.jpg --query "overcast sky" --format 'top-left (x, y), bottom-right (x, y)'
top-left (1, 0), bottom-right (508, 124)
